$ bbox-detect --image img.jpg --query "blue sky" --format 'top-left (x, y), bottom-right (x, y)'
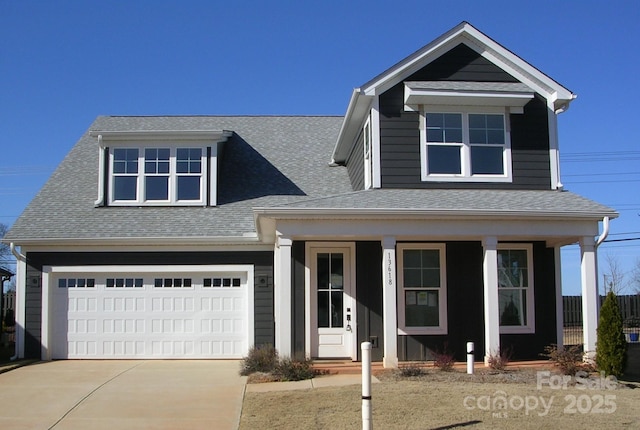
top-left (1, 1), bottom-right (639, 294)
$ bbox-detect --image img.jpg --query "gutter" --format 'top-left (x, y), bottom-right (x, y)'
top-left (253, 206), bottom-right (618, 221)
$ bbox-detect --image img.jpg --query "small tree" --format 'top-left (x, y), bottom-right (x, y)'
top-left (596, 291), bottom-right (627, 377)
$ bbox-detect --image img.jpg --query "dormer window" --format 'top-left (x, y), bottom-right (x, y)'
top-left (92, 130), bottom-right (232, 207)
top-left (111, 147), bottom-right (205, 204)
top-left (422, 110), bottom-right (511, 181)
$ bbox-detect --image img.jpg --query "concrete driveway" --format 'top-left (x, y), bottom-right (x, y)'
top-left (0, 360), bottom-right (246, 429)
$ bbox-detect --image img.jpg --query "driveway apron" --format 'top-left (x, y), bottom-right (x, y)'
top-left (0, 360), bottom-right (246, 430)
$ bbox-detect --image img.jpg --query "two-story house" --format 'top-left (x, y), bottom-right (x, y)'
top-left (4, 22), bottom-right (616, 366)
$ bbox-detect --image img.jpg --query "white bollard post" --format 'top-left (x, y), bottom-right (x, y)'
top-left (362, 342), bottom-right (372, 430)
top-left (467, 341), bottom-right (475, 375)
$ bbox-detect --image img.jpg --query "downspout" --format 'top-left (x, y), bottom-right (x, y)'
top-left (9, 243), bottom-right (25, 361)
top-left (595, 216), bottom-right (610, 248)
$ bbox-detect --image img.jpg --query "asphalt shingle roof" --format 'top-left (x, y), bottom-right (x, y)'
top-left (5, 115), bottom-right (616, 243)
top-left (5, 116), bottom-right (352, 241)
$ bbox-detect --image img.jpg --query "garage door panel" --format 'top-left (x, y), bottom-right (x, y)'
top-left (52, 269), bottom-right (251, 359)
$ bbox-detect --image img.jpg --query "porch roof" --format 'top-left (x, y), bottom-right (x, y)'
top-left (254, 189), bottom-right (618, 220)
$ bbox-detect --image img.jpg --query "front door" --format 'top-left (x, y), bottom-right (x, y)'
top-left (309, 245), bottom-right (355, 359)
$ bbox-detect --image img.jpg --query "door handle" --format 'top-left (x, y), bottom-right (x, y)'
top-left (346, 314), bottom-right (352, 331)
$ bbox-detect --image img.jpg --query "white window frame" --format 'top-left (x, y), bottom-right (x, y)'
top-left (498, 244), bottom-right (535, 334)
top-left (420, 106), bottom-right (513, 182)
top-left (397, 243), bottom-right (447, 335)
top-left (363, 116), bottom-right (373, 189)
top-left (108, 144), bottom-right (209, 206)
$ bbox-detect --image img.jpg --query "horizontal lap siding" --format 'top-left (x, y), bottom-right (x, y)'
top-left (379, 43), bottom-right (552, 190)
top-left (346, 129), bottom-right (365, 191)
top-left (23, 251), bottom-right (274, 358)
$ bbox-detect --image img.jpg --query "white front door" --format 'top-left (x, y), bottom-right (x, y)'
top-left (309, 245), bottom-right (355, 359)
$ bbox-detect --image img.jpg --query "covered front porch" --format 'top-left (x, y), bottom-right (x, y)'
top-left (253, 189), bottom-right (616, 368)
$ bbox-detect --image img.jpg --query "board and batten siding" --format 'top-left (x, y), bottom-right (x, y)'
top-left (378, 43), bottom-right (552, 190)
top-left (397, 241), bottom-right (557, 362)
top-left (22, 251), bottom-right (274, 358)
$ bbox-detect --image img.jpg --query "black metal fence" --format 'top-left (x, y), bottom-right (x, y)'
top-left (563, 295), bottom-right (640, 345)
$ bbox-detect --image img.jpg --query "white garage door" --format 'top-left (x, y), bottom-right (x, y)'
top-left (47, 265), bottom-right (254, 359)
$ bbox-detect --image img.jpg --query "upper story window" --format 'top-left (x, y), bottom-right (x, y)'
top-left (421, 109), bottom-right (512, 182)
top-left (110, 146), bottom-right (206, 205)
top-left (92, 130), bottom-right (233, 207)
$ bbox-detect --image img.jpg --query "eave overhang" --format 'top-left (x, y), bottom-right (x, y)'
top-left (253, 206), bottom-right (618, 245)
top-left (88, 130), bottom-right (234, 142)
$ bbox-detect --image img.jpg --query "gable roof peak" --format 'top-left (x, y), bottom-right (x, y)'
top-left (332, 22), bottom-right (576, 163)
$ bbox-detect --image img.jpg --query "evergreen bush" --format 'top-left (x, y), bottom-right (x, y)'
top-left (596, 291), bottom-right (627, 377)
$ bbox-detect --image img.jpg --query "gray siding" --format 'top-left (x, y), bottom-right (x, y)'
top-left (346, 128), bottom-right (365, 191)
top-left (356, 241), bottom-right (383, 361)
top-left (379, 43), bottom-right (552, 190)
top-left (23, 251), bottom-right (274, 358)
top-left (396, 241), bottom-right (557, 362)
top-left (25, 262), bottom-right (42, 358)
top-left (292, 241), bottom-right (306, 356)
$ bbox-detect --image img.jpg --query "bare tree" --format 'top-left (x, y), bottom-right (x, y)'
top-left (602, 253), bottom-right (629, 295)
top-left (0, 223), bottom-right (11, 271)
top-left (632, 258), bottom-right (640, 295)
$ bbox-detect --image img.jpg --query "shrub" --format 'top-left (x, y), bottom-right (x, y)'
top-left (541, 344), bottom-right (590, 375)
top-left (240, 344), bottom-right (278, 376)
top-left (487, 347), bottom-right (512, 371)
top-left (596, 291), bottom-right (627, 377)
top-left (273, 355), bottom-right (316, 381)
top-left (433, 345), bottom-right (456, 372)
top-left (398, 362), bottom-right (425, 377)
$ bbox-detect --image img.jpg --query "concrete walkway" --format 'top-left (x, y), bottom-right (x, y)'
top-left (0, 360), bottom-right (246, 430)
top-left (246, 373), bottom-right (379, 393)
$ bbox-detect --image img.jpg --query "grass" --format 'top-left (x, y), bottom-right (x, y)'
top-left (240, 369), bottom-right (640, 429)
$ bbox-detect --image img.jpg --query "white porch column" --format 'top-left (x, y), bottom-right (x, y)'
top-left (274, 235), bottom-right (293, 357)
top-left (482, 237), bottom-right (500, 365)
top-left (580, 236), bottom-right (599, 358)
top-left (554, 245), bottom-right (564, 348)
top-left (15, 255), bottom-right (26, 359)
top-left (382, 236), bottom-right (398, 368)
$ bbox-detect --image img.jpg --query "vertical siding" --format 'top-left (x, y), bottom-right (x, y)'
top-left (379, 43), bottom-right (552, 190)
top-left (356, 241), bottom-right (383, 362)
top-left (292, 241), bottom-right (306, 356)
top-left (501, 242), bottom-right (557, 359)
top-left (24, 251), bottom-right (275, 358)
top-left (346, 129), bottom-right (365, 191)
top-left (398, 242), bottom-right (484, 362)
top-left (397, 241), bottom-right (557, 361)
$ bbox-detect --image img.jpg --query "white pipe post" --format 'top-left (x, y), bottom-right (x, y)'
top-left (362, 342), bottom-right (372, 430)
top-left (467, 342), bottom-right (475, 375)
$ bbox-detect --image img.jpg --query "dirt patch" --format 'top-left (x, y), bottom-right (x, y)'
top-left (240, 368), bottom-right (640, 429)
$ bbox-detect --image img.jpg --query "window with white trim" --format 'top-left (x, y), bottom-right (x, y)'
top-left (397, 244), bottom-right (447, 335)
top-left (421, 109), bottom-right (512, 182)
top-left (498, 244), bottom-right (535, 333)
top-left (110, 146), bottom-right (207, 205)
top-left (363, 117), bottom-right (373, 189)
